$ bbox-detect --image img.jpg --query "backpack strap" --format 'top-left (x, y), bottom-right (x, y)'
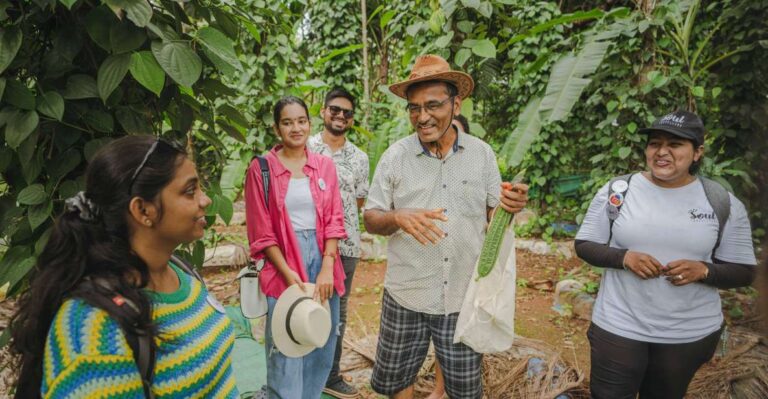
top-left (606, 173), bottom-right (634, 245)
top-left (73, 278), bottom-right (156, 399)
top-left (170, 254), bottom-right (205, 285)
top-left (256, 156), bottom-right (270, 210)
top-left (699, 176), bottom-right (731, 256)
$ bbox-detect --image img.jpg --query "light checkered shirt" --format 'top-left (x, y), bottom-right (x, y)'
top-left (365, 131), bottom-right (501, 314)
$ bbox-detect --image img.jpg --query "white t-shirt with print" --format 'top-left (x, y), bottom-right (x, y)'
top-left (576, 173), bottom-right (756, 343)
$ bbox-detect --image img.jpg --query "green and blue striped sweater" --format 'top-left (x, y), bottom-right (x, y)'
top-left (42, 263), bottom-right (239, 398)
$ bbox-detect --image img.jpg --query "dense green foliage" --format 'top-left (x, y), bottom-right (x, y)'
top-left (1, 0), bottom-right (765, 297)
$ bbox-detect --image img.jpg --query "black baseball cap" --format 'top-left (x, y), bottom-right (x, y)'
top-left (638, 110), bottom-right (705, 146)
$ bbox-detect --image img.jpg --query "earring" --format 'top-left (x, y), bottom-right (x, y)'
top-left (144, 219), bottom-right (152, 226)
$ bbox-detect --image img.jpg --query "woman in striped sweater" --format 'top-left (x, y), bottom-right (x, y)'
top-left (10, 136), bottom-right (239, 398)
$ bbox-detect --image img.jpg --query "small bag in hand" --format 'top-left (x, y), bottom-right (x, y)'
top-left (238, 258), bottom-right (268, 319)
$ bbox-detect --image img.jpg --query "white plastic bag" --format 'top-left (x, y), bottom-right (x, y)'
top-left (453, 222), bottom-right (516, 353)
top-left (238, 259), bottom-right (268, 319)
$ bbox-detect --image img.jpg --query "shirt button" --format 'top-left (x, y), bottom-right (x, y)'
top-left (444, 258), bottom-right (448, 262)
top-left (444, 281), bottom-right (448, 285)
top-left (442, 184), bottom-right (447, 188)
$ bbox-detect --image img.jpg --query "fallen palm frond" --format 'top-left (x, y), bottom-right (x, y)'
top-left (686, 327), bottom-right (768, 399)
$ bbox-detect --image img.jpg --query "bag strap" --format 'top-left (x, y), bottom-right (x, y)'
top-left (699, 176), bottom-right (731, 256)
top-left (170, 254), bottom-right (205, 286)
top-left (74, 278), bottom-right (156, 399)
top-left (607, 173), bottom-right (634, 244)
top-left (256, 156), bottom-right (270, 210)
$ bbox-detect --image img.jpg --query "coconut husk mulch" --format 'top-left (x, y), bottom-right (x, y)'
top-left (341, 333), bottom-right (588, 399)
top-left (686, 325), bottom-right (768, 399)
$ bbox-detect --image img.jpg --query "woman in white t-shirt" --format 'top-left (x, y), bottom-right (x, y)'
top-left (575, 110), bottom-right (757, 399)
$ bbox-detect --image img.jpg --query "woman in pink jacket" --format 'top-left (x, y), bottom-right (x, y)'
top-left (245, 96), bottom-right (347, 398)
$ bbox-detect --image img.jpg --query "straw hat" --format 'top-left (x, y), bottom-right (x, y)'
top-left (389, 54), bottom-right (475, 99)
top-left (271, 283), bottom-right (332, 358)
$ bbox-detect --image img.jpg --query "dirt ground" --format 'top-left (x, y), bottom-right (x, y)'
top-left (200, 245), bottom-right (591, 398)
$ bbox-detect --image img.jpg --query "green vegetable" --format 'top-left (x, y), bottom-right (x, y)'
top-left (476, 208), bottom-right (513, 280)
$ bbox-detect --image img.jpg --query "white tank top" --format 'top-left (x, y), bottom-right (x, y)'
top-left (285, 177), bottom-right (316, 231)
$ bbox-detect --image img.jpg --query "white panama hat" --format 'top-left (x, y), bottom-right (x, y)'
top-left (271, 283), bottom-right (332, 358)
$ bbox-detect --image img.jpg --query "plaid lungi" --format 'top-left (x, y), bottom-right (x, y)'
top-left (371, 290), bottom-right (483, 398)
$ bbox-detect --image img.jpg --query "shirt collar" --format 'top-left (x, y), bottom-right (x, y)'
top-left (414, 127), bottom-right (464, 157)
top-left (268, 145), bottom-right (319, 175)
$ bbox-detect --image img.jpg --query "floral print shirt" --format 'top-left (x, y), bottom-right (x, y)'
top-left (308, 134), bottom-right (369, 258)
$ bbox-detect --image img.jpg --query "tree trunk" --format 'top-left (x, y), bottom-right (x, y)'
top-left (360, 0), bottom-right (370, 129)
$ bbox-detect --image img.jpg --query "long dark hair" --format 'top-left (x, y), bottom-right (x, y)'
top-left (9, 135), bottom-right (185, 398)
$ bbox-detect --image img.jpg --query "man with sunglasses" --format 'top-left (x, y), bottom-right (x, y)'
top-left (307, 87), bottom-right (369, 399)
top-left (364, 55), bottom-right (528, 399)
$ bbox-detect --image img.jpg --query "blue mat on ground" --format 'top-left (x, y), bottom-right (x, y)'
top-left (225, 306), bottom-right (267, 397)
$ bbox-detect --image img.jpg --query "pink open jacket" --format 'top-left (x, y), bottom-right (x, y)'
top-left (244, 145), bottom-right (347, 298)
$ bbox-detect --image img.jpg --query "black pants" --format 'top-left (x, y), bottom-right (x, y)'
top-left (326, 256), bottom-right (359, 386)
top-left (588, 322), bottom-right (722, 399)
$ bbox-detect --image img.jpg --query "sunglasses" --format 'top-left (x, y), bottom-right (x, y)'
top-left (129, 139), bottom-right (184, 193)
top-left (327, 105), bottom-right (354, 119)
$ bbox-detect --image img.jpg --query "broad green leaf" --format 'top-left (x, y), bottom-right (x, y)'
top-left (220, 158), bottom-right (246, 201)
top-left (470, 39), bottom-right (496, 59)
top-left (106, 0), bottom-right (152, 27)
top-left (712, 87), bottom-right (722, 98)
top-left (203, 48), bottom-right (236, 76)
top-left (22, 148), bottom-right (43, 184)
top-left (97, 53), bottom-right (131, 102)
top-left (217, 104), bottom-right (248, 129)
top-left (0, 26), bottom-right (22, 74)
top-left (217, 195), bottom-right (233, 225)
top-left (692, 86), bottom-right (705, 97)
top-left (457, 21), bottom-right (473, 34)
top-left (36, 91), bottom-right (64, 121)
top-left (59, 0), bottom-right (78, 9)
top-left (477, 1), bottom-right (493, 18)
top-left (455, 48), bottom-right (471, 66)
top-left (48, 148), bottom-right (81, 181)
top-left (129, 51), bottom-right (165, 96)
top-left (84, 138), bottom-right (113, 162)
top-left (5, 110), bottom-right (39, 149)
top-left (211, 8), bottom-right (239, 40)
top-left (606, 100), bottom-right (618, 112)
top-left (85, 6), bottom-right (115, 51)
top-left (217, 119), bottom-right (246, 143)
top-left (196, 27), bottom-right (242, 72)
top-left (151, 41), bottom-right (202, 87)
top-left (314, 44), bottom-right (363, 67)
top-left (540, 40), bottom-right (610, 123)
top-left (17, 184), bottom-right (46, 205)
top-left (380, 10), bottom-right (396, 29)
top-left (29, 201), bottom-right (52, 230)
top-left (0, 257), bottom-right (35, 291)
top-left (627, 121), bottom-right (637, 133)
top-left (35, 227), bottom-right (53, 255)
top-left (618, 146), bottom-right (632, 159)
top-left (469, 121), bottom-right (486, 138)
top-left (501, 98), bottom-right (542, 167)
top-left (115, 106), bottom-right (152, 134)
top-left (84, 110), bottom-right (114, 132)
top-left (3, 80), bottom-right (35, 110)
top-left (435, 32), bottom-right (454, 48)
top-left (460, 97), bottom-right (473, 118)
top-left (428, 9), bottom-right (445, 34)
top-left (0, 106), bottom-right (14, 127)
top-left (110, 22), bottom-right (146, 54)
top-left (0, 147), bottom-right (12, 172)
top-left (64, 74), bottom-right (99, 99)
top-left (0, 77), bottom-right (5, 99)
top-left (298, 79), bottom-right (327, 89)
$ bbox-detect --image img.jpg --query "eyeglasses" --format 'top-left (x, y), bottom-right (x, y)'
top-left (406, 96), bottom-right (454, 116)
top-left (327, 105), bottom-right (354, 119)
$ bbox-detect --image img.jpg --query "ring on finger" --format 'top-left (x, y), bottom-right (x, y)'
top-left (676, 274), bottom-right (683, 281)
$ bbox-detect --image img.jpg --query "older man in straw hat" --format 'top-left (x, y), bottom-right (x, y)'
top-left (364, 54), bottom-right (529, 398)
